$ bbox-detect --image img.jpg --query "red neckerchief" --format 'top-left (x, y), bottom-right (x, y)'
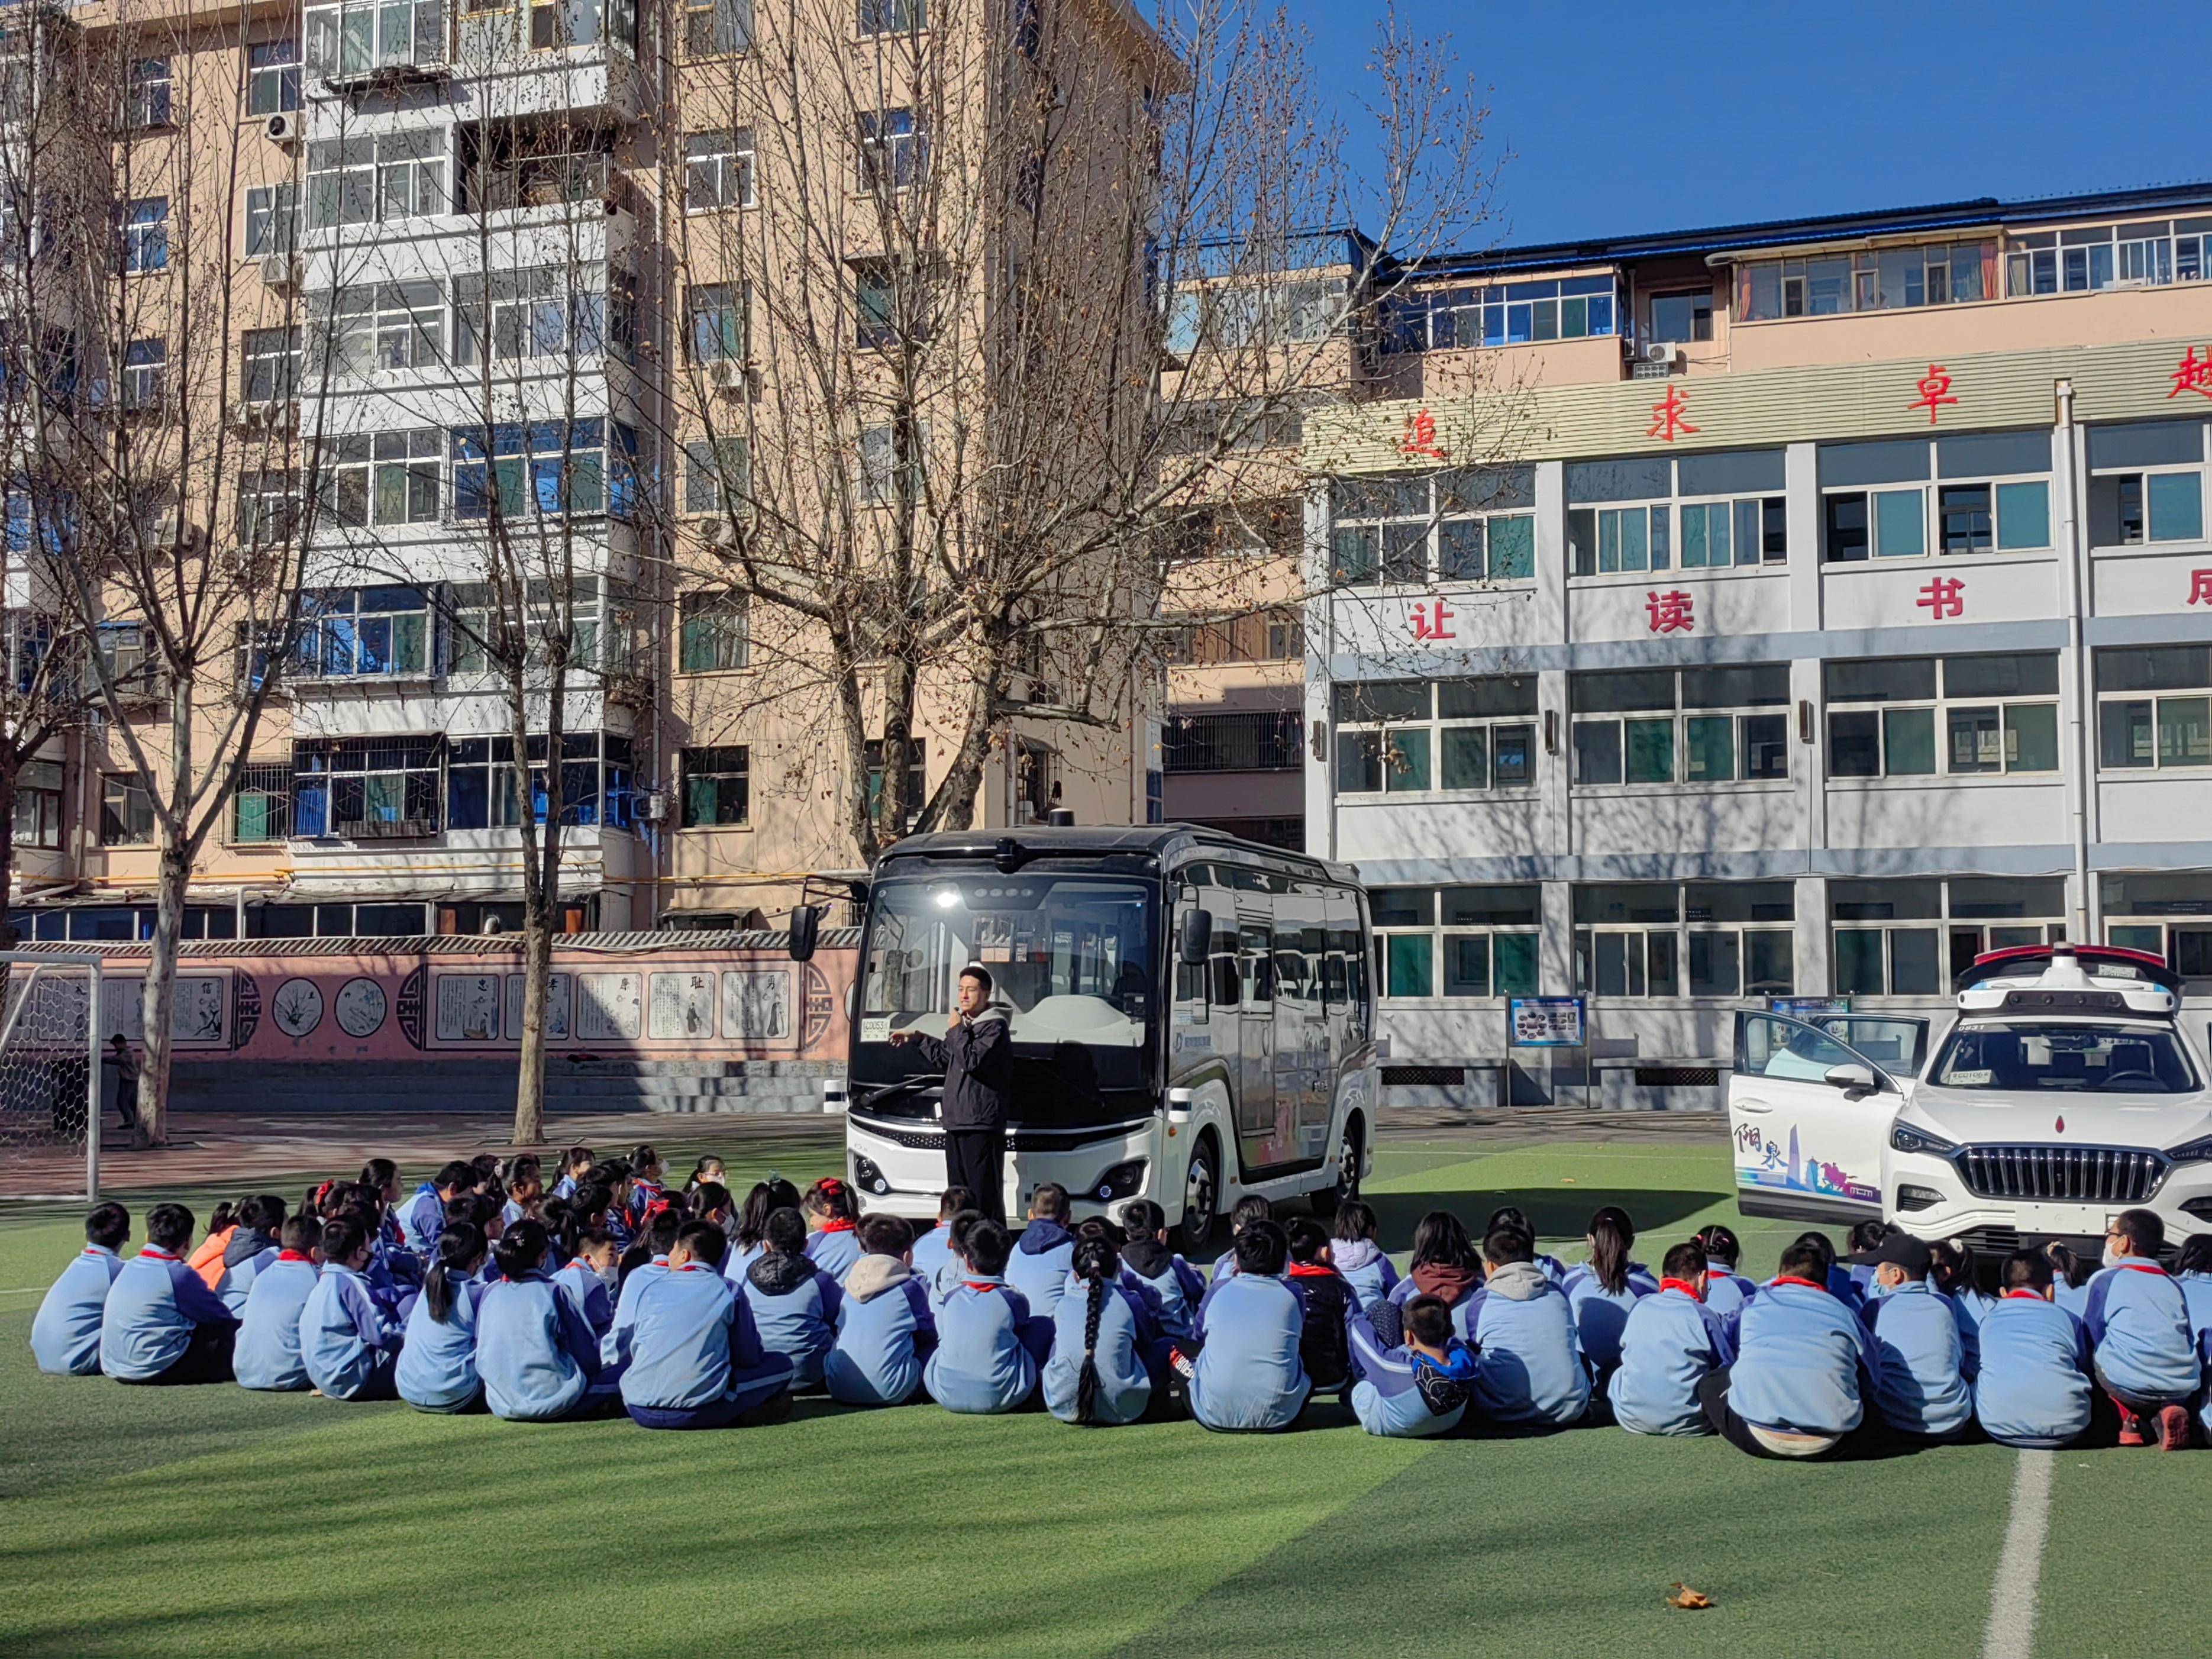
top-left (2114, 1261), bottom-right (2170, 1276)
top-left (963, 1279), bottom-right (1002, 1293)
top-left (276, 1250), bottom-right (313, 1263)
top-left (819, 1219), bottom-right (857, 1234)
top-left (139, 1246), bottom-right (179, 1261)
top-left (671, 1263), bottom-right (709, 1274)
top-left (1771, 1275), bottom-right (1826, 1290)
top-left (1659, 1277), bottom-right (1703, 1300)
top-left (2004, 1289), bottom-right (2048, 1300)
top-left (1286, 1262), bottom-right (1336, 1278)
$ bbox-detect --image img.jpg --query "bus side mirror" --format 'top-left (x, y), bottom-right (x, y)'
top-left (1178, 907), bottom-right (1212, 967)
top-left (789, 904), bottom-right (822, 963)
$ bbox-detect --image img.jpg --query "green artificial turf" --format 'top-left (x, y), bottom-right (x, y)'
top-left (0, 1129), bottom-right (2192, 1657)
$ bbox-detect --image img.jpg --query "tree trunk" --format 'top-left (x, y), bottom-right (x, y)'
top-left (138, 834), bottom-right (190, 1148)
top-left (512, 908), bottom-right (549, 1147)
top-left (0, 756), bottom-right (20, 947)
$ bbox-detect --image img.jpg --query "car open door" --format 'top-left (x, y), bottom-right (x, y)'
top-left (1728, 1011), bottom-right (1916, 1225)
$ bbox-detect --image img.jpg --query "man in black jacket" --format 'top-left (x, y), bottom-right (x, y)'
top-left (889, 964), bottom-right (1010, 1225)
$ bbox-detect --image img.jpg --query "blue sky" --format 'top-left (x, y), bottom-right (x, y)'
top-left (1290, 1), bottom-right (2212, 250)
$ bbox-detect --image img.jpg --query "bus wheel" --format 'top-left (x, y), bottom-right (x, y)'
top-left (1310, 1118), bottom-right (1364, 1216)
top-left (1178, 1134), bottom-right (1219, 1255)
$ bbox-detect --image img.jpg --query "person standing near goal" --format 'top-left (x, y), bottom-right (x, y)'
top-left (101, 1035), bottom-right (141, 1144)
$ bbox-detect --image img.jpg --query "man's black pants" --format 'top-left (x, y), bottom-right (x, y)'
top-left (945, 1127), bottom-right (1006, 1226)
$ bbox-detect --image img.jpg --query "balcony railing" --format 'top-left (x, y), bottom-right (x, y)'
top-left (1162, 709), bottom-right (1304, 774)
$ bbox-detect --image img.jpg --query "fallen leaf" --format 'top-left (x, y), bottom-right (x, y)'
top-left (1665, 1584), bottom-right (1713, 1611)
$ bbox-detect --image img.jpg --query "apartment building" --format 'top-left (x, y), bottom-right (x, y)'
top-left (4, 0), bottom-right (1164, 945)
top-left (1300, 184), bottom-right (2212, 1100)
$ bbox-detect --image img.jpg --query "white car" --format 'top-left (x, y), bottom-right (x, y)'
top-left (1727, 945), bottom-right (2212, 1253)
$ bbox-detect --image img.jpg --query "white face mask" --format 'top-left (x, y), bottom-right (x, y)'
top-left (2103, 1242), bottom-right (2126, 1269)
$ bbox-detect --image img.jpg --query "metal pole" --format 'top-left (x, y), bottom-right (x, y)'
top-left (85, 960), bottom-right (101, 1202)
top-left (0, 963), bottom-right (46, 1053)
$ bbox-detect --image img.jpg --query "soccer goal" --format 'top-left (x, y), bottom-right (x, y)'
top-left (0, 952), bottom-right (105, 1201)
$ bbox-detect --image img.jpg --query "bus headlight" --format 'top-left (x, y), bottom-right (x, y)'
top-left (852, 1154), bottom-right (892, 1197)
top-left (1091, 1160), bottom-right (1147, 1202)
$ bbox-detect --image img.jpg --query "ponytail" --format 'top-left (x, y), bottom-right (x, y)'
top-left (206, 1199), bottom-right (243, 1238)
top-left (1070, 1236), bottom-right (1120, 1426)
top-left (424, 1223), bottom-right (485, 1324)
top-left (1588, 1206), bottom-right (1634, 1296)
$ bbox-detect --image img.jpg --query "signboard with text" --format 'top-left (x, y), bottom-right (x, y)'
top-left (1508, 996), bottom-right (1587, 1048)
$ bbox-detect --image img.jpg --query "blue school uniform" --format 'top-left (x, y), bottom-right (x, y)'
top-left (742, 1253), bottom-right (844, 1388)
top-left (627, 1180), bottom-right (667, 1228)
top-left (622, 1262), bottom-right (794, 1428)
top-left (32, 1244), bottom-right (127, 1376)
top-left (1561, 1261), bottom-right (1658, 1374)
top-left (2081, 1260), bottom-right (2200, 1404)
top-left (2178, 1270), bottom-right (2212, 1349)
top-left (723, 1240), bottom-right (766, 1287)
top-left (100, 1247), bottom-right (238, 1382)
top-left (1974, 1291), bottom-right (2093, 1448)
top-left (553, 1258), bottom-right (616, 1340)
top-left (234, 1255), bottom-right (320, 1391)
top-left (1726, 1277), bottom-right (1881, 1438)
top-left (1042, 1277), bottom-right (1160, 1426)
top-left (1609, 1282), bottom-right (1734, 1436)
top-left (1463, 1263), bottom-right (1590, 1426)
top-left (1119, 1242), bottom-right (1207, 1342)
top-left (925, 1276), bottom-right (1040, 1414)
top-left (825, 1257), bottom-right (938, 1407)
top-left (396, 1280), bottom-right (485, 1411)
top-left (1865, 1281), bottom-right (1972, 1438)
top-left (805, 1224), bottom-right (863, 1285)
top-left (910, 1222), bottom-right (957, 1285)
top-left (1948, 1285), bottom-right (1995, 1377)
top-left (397, 1184), bottom-right (445, 1255)
top-left (551, 1174), bottom-right (579, 1202)
top-left (1700, 1269), bottom-right (1759, 1326)
top-left (299, 1263), bottom-right (403, 1400)
top-left (477, 1271), bottom-right (619, 1421)
top-left (1348, 1318), bottom-right (1476, 1438)
top-left (1007, 1220), bottom-right (1077, 1322)
top-left (211, 1230), bottom-right (280, 1317)
top-left (605, 1255), bottom-right (673, 1367)
top-left (2053, 1277), bottom-right (2090, 1317)
top-left (1328, 1240), bottom-right (1400, 1311)
top-left (1208, 1246), bottom-right (1239, 1285)
top-left (1190, 1273), bottom-right (1310, 1432)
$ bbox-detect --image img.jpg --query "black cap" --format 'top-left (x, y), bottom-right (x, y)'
top-left (1850, 1232), bottom-right (1933, 1275)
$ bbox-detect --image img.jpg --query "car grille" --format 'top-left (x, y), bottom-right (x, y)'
top-left (1953, 1144), bottom-right (2166, 1205)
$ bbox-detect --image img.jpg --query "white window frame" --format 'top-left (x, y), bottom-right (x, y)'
top-left (244, 183), bottom-right (299, 257)
top-left (1820, 443), bottom-right (2052, 563)
top-left (1330, 470), bottom-right (1537, 589)
top-left (125, 58), bottom-right (172, 128)
top-left (858, 107), bottom-right (926, 191)
top-left (247, 38), bottom-right (301, 115)
top-left (1332, 676), bottom-right (1538, 796)
top-left (1826, 653), bottom-right (2063, 780)
top-left (683, 436), bottom-right (749, 516)
top-left (1832, 879), bottom-right (2066, 999)
top-left (376, 130), bottom-right (445, 221)
top-left (121, 198), bottom-right (167, 274)
top-left (2095, 646), bottom-right (2212, 774)
top-left (241, 327), bottom-right (299, 401)
top-left (1370, 886), bottom-right (1543, 1002)
top-left (1737, 238), bottom-right (1995, 321)
top-left (683, 128), bottom-right (754, 211)
top-left (2003, 218), bottom-right (2212, 298)
top-left (122, 338), bottom-right (164, 411)
top-left (1569, 666), bottom-right (1793, 789)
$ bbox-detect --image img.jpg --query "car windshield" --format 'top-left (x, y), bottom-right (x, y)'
top-left (853, 873), bottom-right (1157, 1122)
top-left (1930, 1022), bottom-right (2200, 1093)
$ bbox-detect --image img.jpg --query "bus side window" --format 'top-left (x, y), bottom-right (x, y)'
top-left (1325, 887), bottom-right (1368, 1041)
top-left (1209, 923), bottom-right (1240, 1009)
top-left (1241, 922), bottom-right (1274, 1006)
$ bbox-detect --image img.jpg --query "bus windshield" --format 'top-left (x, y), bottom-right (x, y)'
top-left (853, 873), bottom-right (1158, 1123)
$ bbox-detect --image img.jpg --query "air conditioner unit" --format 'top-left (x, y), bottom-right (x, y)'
top-left (260, 254), bottom-right (300, 289)
top-left (706, 362), bottom-right (748, 398)
top-left (234, 398), bottom-right (290, 430)
top-left (639, 790), bottom-right (670, 824)
top-left (1640, 341), bottom-right (1677, 363)
top-left (264, 112), bottom-right (298, 145)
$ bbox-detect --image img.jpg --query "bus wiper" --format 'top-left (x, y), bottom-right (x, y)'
top-left (858, 1073), bottom-right (944, 1108)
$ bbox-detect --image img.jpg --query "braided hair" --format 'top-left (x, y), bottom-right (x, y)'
top-left (1069, 1235), bottom-right (1121, 1426)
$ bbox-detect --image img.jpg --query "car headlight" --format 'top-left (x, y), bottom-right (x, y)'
top-left (1090, 1159), bottom-right (1148, 1202)
top-left (2165, 1135), bottom-right (2212, 1166)
top-left (1890, 1122), bottom-right (1957, 1157)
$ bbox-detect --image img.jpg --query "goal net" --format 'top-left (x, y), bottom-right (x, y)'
top-left (0, 953), bottom-right (104, 1201)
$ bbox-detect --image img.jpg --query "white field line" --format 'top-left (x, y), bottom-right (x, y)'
top-left (1981, 1449), bottom-right (2055, 1659)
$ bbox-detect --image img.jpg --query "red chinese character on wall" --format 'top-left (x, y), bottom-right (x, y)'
top-left (1917, 576), bottom-right (1966, 619)
top-left (1645, 589), bottom-right (1694, 634)
top-left (1645, 385), bottom-right (1698, 443)
top-left (1409, 596), bottom-right (1457, 641)
top-left (2190, 569), bottom-right (2212, 606)
top-left (2170, 346), bottom-right (2212, 402)
top-left (1910, 363), bottom-right (1959, 425)
top-left (1400, 408), bottom-right (1449, 461)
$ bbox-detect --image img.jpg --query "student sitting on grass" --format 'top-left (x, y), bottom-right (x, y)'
top-left (684, 1156), bottom-right (727, 1196)
top-left (233, 1215), bottom-right (322, 1392)
top-left (553, 1226), bottom-right (618, 1341)
top-left (2082, 1208), bottom-right (2199, 1450)
top-left (398, 1224), bottom-right (488, 1413)
top-left (925, 1219), bottom-right (1042, 1415)
top-left (212, 1196), bottom-right (287, 1316)
top-left (477, 1221), bottom-right (622, 1422)
top-left (1348, 1292), bottom-right (1477, 1439)
top-left (300, 1215), bottom-right (405, 1401)
top-left (31, 1202), bottom-right (130, 1376)
top-left (1189, 1220), bottom-right (1310, 1432)
top-left (910, 1187), bottom-right (974, 1292)
top-left (1699, 1238), bottom-right (1882, 1459)
top-left (1381, 1212), bottom-right (1486, 1342)
top-left (1860, 1233), bottom-right (1972, 1442)
top-left (1562, 1206), bottom-right (1658, 1394)
top-left (593, 1162), bottom-right (637, 1253)
top-left (1487, 1207), bottom-right (1567, 1286)
top-left (360, 1159), bottom-right (405, 1251)
top-left (622, 1222), bottom-right (795, 1430)
top-left (551, 1145), bottom-right (594, 1202)
top-left (399, 1162), bottom-right (475, 1256)
top-left (1116, 1199), bottom-right (1207, 1341)
top-left (102, 1203), bottom-right (240, 1385)
top-left (1692, 1225), bottom-right (1760, 1324)
top-left (1209, 1195), bottom-right (1275, 1284)
top-left (1610, 1240), bottom-right (1735, 1437)
top-left (1328, 1200), bottom-right (1398, 1311)
top-left (608, 1210), bottom-right (686, 1366)
top-left (1007, 1183), bottom-right (1078, 1321)
top-left (744, 1208), bottom-right (844, 1389)
top-left (802, 1177), bottom-right (865, 1284)
top-left (502, 1170), bottom-right (545, 1231)
top-left (1974, 1250), bottom-right (2094, 1450)
top-left (825, 1216), bottom-right (939, 1408)
top-left (627, 1144), bottom-right (670, 1227)
top-left (2178, 1236), bottom-right (2212, 1444)
top-left (728, 1178), bottom-right (802, 1286)
top-left (1930, 1238), bottom-right (1993, 1375)
top-left (687, 1183), bottom-right (735, 1237)
top-left (1844, 1220), bottom-right (1892, 1305)
top-left (2044, 1242), bottom-right (2092, 1316)
top-left (1465, 1224), bottom-right (1590, 1428)
top-left (1044, 1235), bottom-right (1161, 1426)
top-left (1286, 1220), bottom-right (1358, 1397)
top-left (1787, 1230), bottom-right (1856, 1306)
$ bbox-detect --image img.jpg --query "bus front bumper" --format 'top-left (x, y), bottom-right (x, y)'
top-left (844, 1113), bottom-right (1164, 1224)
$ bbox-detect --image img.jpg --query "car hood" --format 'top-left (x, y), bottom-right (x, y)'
top-left (1903, 1084), bottom-right (2212, 1151)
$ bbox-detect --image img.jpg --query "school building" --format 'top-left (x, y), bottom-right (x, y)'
top-left (1294, 182), bottom-right (2212, 1102)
